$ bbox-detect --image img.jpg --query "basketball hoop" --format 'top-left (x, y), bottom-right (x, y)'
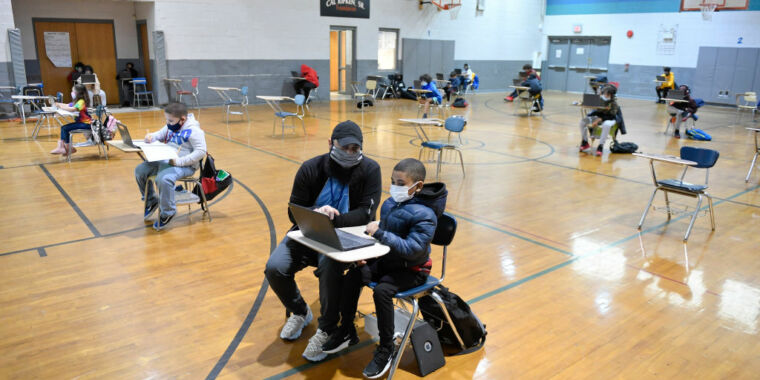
top-left (430, 0), bottom-right (461, 11)
top-left (699, 0), bottom-right (723, 20)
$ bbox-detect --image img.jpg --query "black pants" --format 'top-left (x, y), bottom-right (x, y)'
top-left (656, 87), bottom-right (670, 101)
top-left (340, 260), bottom-right (427, 348)
top-left (294, 80), bottom-right (317, 98)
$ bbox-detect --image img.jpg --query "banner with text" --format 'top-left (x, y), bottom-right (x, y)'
top-left (321, 0), bottom-right (370, 18)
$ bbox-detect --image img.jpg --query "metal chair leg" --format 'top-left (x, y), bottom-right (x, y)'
top-left (436, 150), bottom-right (442, 180)
top-left (664, 192), bottom-right (672, 220)
top-left (706, 193), bottom-right (715, 230)
top-left (300, 117), bottom-right (306, 136)
top-left (746, 151), bottom-right (758, 182)
top-left (638, 188), bottom-right (659, 229)
top-left (684, 194), bottom-right (704, 242)
top-left (456, 149), bottom-right (465, 177)
top-left (387, 298), bottom-right (419, 380)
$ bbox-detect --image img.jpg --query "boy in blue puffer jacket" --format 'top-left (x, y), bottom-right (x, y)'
top-left (322, 158), bottom-right (448, 379)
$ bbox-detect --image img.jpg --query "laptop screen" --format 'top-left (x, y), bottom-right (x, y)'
top-left (583, 93), bottom-right (604, 106)
top-left (79, 74), bottom-right (96, 84)
top-left (413, 80), bottom-right (422, 88)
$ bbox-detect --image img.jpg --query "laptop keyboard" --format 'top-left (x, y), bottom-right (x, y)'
top-left (336, 229), bottom-right (375, 250)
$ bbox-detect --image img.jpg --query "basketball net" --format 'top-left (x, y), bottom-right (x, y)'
top-left (700, 2), bottom-right (719, 20)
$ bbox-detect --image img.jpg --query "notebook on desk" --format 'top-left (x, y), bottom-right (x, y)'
top-left (288, 203), bottom-right (376, 251)
top-left (582, 93), bottom-right (605, 107)
top-left (656, 75), bottom-right (667, 81)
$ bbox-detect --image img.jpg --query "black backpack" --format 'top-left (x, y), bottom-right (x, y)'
top-left (452, 98), bottom-right (468, 108)
top-left (610, 141), bottom-right (638, 154)
top-left (357, 99), bottom-right (374, 108)
top-left (192, 154), bottom-right (232, 206)
top-left (419, 285), bottom-right (486, 355)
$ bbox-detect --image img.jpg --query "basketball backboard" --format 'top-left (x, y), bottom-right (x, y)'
top-left (680, 0), bottom-right (748, 11)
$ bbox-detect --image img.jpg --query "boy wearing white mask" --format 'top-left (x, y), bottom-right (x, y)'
top-left (321, 158), bottom-right (447, 379)
top-left (579, 84), bottom-right (620, 157)
top-left (265, 120), bottom-right (382, 362)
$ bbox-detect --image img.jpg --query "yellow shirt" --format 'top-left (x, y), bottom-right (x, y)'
top-left (660, 72), bottom-right (674, 89)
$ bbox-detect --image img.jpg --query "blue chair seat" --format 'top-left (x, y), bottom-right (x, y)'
top-left (421, 141), bottom-right (454, 150)
top-left (135, 91), bottom-right (153, 95)
top-left (658, 179), bottom-right (707, 192)
top-left (368, 275), bottom-right (441, 299)
top-left (275, 111), bottom-right (297, 117)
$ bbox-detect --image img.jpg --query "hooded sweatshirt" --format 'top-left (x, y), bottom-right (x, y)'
top-left (373, 182), bottom-right (448, 271)
top-left (301, 64), bottom-right (319, 87)
top-left (148, 113), bottom-right (206, 168)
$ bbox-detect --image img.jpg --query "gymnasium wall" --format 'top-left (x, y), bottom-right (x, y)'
top-left (543, 0), bottom-right (760, 98)
top-left (0, 0), bottom-right (14, 86)
top-left (149, 0), bottom-right (544, 105)
top-left (11, 0), bottom-right (143, 83)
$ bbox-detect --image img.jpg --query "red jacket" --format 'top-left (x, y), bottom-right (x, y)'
top-left (301, 64), bottom-right (319, 87)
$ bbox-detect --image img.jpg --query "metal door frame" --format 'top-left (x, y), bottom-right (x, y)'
top-left (547, 35), bottom-right (611, 93)
top-left (331, 25), bottom-right (357, 95)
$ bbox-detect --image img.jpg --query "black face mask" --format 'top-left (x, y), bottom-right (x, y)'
top-left (167, 120), bottom-right (182, 132)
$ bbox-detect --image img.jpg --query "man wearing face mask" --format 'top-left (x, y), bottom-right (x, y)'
top-left (265, 120), bottom-right (382, 362)
top-left (135, 102), bottom-right (207, 230)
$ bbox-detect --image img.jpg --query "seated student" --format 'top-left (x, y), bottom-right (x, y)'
top-left (579, 84), bottom-right (620, 157)
top-left (522, 72), bottom-right (543, 112)
top-left (135, 102), bottom-right (206, 231)
top-left (505, 63), bottom-right (540, 102)
top-left (116, 62), bottom-right (139, 106)
top-left (80, 66), bottom-right (107, 106)
top-left (67, 62), bottom-right (84, 86)
top-left (294, 64), bottom-right (319, 99)
top-left (461, 63), bottom-right (474, 90)
top-left (443, 71), bottom-right (461, 102)
top-left (656, 67), bottom-right (675, 104)
top-left (667, 85), bottom-right (698, 139)
top-left (417, 74), bottom-right (442, 119)
top-left (50, 84), bottom-right (92, 156)
top-left (321, 158), bottom-right (447, 379)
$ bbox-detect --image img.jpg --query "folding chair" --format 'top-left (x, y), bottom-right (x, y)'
top-left (132, 77), bottom-right (155, 108)
top-left (736, 92), bottom-right (757, 123)
top-left (270, 95), bottom-right (306, 138)
top-left (353, 80), bottom-right (376, 127)
top-left (745, 128), bottom-right (760, 182)
top-left (67, 105), bottom-right (111, 163)
top-left (589, 122), bottom-right (619, 150)
top-left (177, 77), bottom-right (201, 116)
top-left (143, 169), bottom-right (211, 224)
top-left (638, 146), bottom-right (718, 242)
top-left (367, 213), bottom-right (461, 380)
top-left (418, 116), bottom-right (466, 179)
top-left (224, 86), bottom-right (250, 123)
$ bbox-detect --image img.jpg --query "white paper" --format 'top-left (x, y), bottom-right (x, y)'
top-left (555, 49), bottom-right (562, 58)
top-left (44, 32), bottom-right (72, 68)
top-left (133, 141), bottom-right (180, 162)
top-left (576, 47), bottom-right (584, 55)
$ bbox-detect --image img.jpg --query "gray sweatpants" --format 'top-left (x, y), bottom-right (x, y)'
top-left (135, 161), bottom-right (196, 217)
top-left (667, 105), bottom-right (688, 134)
top-left (264, 236), bottom-right (346, 333)
top-left (580, 117), bottom-right (616, 148)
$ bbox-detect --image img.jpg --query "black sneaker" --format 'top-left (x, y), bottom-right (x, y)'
top-left (322, 324), bottom-right (359, 354)
top-left (363, 344), bottom-right (395, 379)
top-left (153, 213), bottom-right (174, 231)
top-left (143, 199), bottom-right (159, 221)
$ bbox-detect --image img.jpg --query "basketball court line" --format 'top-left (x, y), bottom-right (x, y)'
top-left (39, 163), bottom-right (101, 237)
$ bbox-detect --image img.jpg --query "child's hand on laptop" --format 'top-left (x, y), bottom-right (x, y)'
top-left (365, 221), bottom-right (379, 236)
top-left (314, 205), bottom-right (340, 220)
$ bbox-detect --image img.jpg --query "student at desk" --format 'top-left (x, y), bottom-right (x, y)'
top-left (67, 62), bottom-right (85, 86)
top-left (135, 102), bottom-right (206, 231)
top-left (264, 121), bottom-right (382, 362)
top-left (80, 66), bottom-right (107, 106)
top-left (667, 85), bottom-right (698, 139)
top-left (321, 158), bottom-right (447, 379)
top-left (294, 64), bottom-right (319, 99)
top-left (505, 64), bottom-right (540, 102)
top-left (522, 72), bottom-right (543, 112)
top-left (50, 84), bottom-right (92, 156)
top-left (417, 74), bottom-right (442, 119)
top-left (656, 67), bottom-right (675, 104)
top-left (444, 71), bottom-right (461, 102)
top-left (580, 84), bottom-right (620, 157)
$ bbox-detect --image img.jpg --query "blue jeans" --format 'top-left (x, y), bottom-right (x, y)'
top-left (135, 161), bottom-right (196, 217)
top-left (60, 122), bottom-right (89, 143)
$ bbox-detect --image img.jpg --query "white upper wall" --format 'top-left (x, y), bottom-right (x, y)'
top-left (135, 1), bottom-right (154, 59)
top-left (11, 0), bottom-right (141, 60)
top-left (153, 0), bottom-right (543, 61)
top-left (544, 11), bottom-right (760, 67)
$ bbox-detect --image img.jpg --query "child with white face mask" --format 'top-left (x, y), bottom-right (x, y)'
top-left (579, 84), bottom-right (621, 157)
top-left (320, 158), bottom-right (448, 379)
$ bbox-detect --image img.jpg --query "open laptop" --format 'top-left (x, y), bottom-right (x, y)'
top-left (117, 123), bottom-right (138, 148)
top-left (290, 70), bottom-right (300, 78)
top-left (454, 68), bottom-right (462, 75)
top-left (656, 75), bottom-right (667, 81)
top-left (435, 73), bottom-right (444, 80)
top-left (582, 93), bottom-right (605, 107)
top-left (289, 203), bottom-right (376, 251)
top-left (413, 79), bottom-right (422, 89)
top-left (513, 78), bottom-right (524, 86)
top-left (79, 74), bottom-right (97, 84)
top-left (666, 89), bottom-right (686, 100)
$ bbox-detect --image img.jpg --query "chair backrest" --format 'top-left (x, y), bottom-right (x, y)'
top-left (240, 86), bottom-right (248, 96)
top-left (366, 80), bottom-right (377, 91)
top-left (432, 213), bottom-right (457, 246)
top-left (293, 94), bottom-right (305, 105)
top-left (191, 77), bottom-right (199, 88)
top-left (680, 146), bottom-right (719, 169)
top-left (132, 77), bottom-right (146, 84)
top-left (745, 92), bottom-right (757, 103)
top-left (56, 92), bottom-right (63, 102)
top-left (444, 116), bottom-right (466, 133)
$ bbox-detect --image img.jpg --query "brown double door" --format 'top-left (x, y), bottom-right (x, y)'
top-left (34, 21), bottom-right (117, 104)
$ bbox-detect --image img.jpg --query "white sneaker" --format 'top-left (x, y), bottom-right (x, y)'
top-left (302, 329), bottom-right (329, 362)
top-left (279, 307), bottom-right (313, 341)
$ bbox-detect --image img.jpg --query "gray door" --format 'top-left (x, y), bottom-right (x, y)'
top-left (732, 48), bottom-right (758, 96)
top-left (545, 38), bottom-right (569, 91)
top-left (588, 37), bottom-right (610, 79)
top-left (711, 48), bottom-right (737, 103)
top-left (567, 38), bottom-right (590, 92)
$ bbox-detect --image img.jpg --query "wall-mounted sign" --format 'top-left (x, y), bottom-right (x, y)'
top-left (573, 24), bottom-right (582, 33)
top-left (321, 0), bottom-right (370, 18)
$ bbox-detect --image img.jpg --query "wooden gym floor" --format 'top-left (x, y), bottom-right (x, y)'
top-left (1, 91), bottom-right (759, 379)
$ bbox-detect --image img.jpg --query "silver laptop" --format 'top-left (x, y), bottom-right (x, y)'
top-left (582, 93), bottom-right (605, 107)
top-left (117, 123), bottom-right (138, 148)
top-left (288, 203), bottom-right (376, 251)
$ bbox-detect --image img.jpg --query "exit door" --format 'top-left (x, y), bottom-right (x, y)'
top-left (545, 36), bottom-right (611, 93)
top-left (330, 26), bottom-right (356, 95)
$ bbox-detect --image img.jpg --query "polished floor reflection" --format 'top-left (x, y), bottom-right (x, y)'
top-left (1, 91), bottom-right (759, 379)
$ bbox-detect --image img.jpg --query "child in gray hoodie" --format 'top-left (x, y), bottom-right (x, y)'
top-left (135, 102), bottom-right (207, 230)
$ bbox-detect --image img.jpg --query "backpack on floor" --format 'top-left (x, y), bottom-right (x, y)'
top-left (418, 284), bottom-right (486, 355)
top-left (357, 99), bottom-right (374, 108)
top-left (192, 154), bottom-right (233, 206)
top-left (686, 128), bottom-right (712, 141)
top-left (400, 89), bottom-right (418, 100)
top-left (452, 97), bottom-right (468, 108)
top-left (610, 141), bottom-right (638, 153)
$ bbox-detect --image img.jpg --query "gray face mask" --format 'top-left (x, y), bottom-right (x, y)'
top-left (330, 146), bottom-right (363, 168)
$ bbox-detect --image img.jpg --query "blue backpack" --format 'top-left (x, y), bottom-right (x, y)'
top-left (686, 128), bottom-right (711, 141)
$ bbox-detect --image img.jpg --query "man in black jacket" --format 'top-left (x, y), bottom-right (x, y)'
top-left (265, 120), bottom-right (382, 362)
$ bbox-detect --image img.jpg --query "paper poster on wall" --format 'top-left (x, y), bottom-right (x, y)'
top-left (555, 49), bottom-right (562, 58)
top-left (43, 32), bottom-right (72, 68)
top-left (575, 47), bottom-right (584, 55)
